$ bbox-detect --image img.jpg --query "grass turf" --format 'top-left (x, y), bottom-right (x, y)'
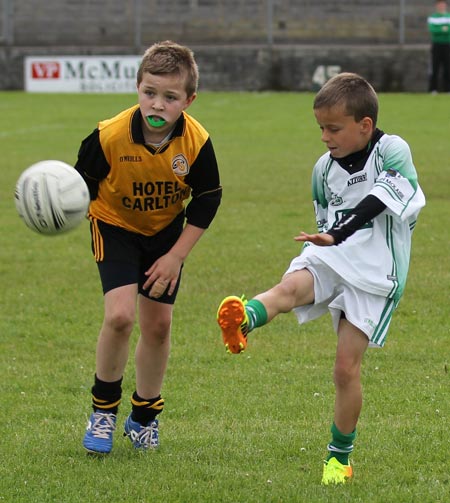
top-left (0, 91), bottom-right (449, 502)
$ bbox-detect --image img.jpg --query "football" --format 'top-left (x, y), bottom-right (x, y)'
top-left (14, 160), bottom-right (90, 235)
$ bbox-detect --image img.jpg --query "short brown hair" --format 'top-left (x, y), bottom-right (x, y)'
top-left (137, 40), bottom-right (199, 97)
top-left (313, 72), bottom-right (378, 126)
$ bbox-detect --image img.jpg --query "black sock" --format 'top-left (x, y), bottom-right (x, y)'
top-left (130, 392), bottom-right (164, 425)
top-left (91, 374), bottom-right (122, 414)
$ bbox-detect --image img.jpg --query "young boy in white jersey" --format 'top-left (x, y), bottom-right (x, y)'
top-left (217, 73), bottom-right (425, 484)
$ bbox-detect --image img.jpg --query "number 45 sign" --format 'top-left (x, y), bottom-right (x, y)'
top-left (312, 65), bottom-right (341, 88)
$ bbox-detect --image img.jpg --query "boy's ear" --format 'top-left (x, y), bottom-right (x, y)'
top-left (360, 116), bottom-right (374, 134)
top-left (184, 93), bottom-right (197, 109)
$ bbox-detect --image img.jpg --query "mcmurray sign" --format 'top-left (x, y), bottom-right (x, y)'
top-left (25, 56), bottom-right (142, 92)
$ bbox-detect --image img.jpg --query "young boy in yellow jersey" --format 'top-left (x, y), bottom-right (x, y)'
top-left (77, 41), bottom-right (222, 453)
top-left (217, 73), bottom-right (425, 484)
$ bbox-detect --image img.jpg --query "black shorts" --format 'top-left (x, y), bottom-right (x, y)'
top-left (90, 212), bottom-right (184, 304)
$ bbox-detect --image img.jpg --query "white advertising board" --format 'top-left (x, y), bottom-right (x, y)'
top-left (24, 56), bottom-right (142, 93)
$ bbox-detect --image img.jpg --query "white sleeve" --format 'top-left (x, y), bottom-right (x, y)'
top-left (370, 170), bottom-right (425, 220)
top-left (370, 136), bottom-right (425, 220)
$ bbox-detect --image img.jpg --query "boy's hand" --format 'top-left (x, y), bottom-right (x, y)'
top-left (143, 252), bottom-right (183, 298)
top-left (294, 232), bottom-right (335, 246)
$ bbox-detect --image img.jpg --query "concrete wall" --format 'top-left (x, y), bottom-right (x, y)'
top-left (192, 44), bottom-right (430, 92)
top-left (0, 0), bottom-right (433, 92)
top-left (0, 44), bottom-right (431, 92)
top-left (0, 0), bottom-right (432, 46)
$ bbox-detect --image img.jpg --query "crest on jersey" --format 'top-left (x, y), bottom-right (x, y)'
top-left (385, 168), bottom-right (399, 177)
top-left (330, 192), bottom-right (343, 206)
top-left (172, 154), bottom-right (190, 176)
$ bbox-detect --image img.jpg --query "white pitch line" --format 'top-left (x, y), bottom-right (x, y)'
top-left (0, 124), bottom-right (65, 138)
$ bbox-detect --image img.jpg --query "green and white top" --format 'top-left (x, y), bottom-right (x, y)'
top-left (304, 133), bottom-right (425, 302)
top-left (428, 10), bottom-right (450, 44)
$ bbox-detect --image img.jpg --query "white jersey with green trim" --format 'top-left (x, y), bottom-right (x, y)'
top-left (301, 133), bottom-right (425, 301)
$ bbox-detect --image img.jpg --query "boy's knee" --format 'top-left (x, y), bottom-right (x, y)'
top-left (105, 309), bottom-right (135, 335)
top-left (333, 358), bottom-right (361, 388)
top-left (140, 310), bottom-right (172, 344)
top-left (148, 318), bottom-right (172, 344)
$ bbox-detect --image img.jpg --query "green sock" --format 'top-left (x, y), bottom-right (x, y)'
top-left (326, 422), bottom-right (356, 465)
top-left (245, 299), bottom-right (268, 332)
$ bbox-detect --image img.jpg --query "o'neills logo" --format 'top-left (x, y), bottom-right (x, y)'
top-left (120, 155), bottom-right (142, 162)
top-left (172, 154), bottom-right (189, 176)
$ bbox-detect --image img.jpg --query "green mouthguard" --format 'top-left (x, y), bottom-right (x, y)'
top-left (147, 116), bottom-right (166, 128)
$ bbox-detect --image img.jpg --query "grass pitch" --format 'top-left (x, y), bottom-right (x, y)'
top-left (0, 91), bottom-right (449, 502)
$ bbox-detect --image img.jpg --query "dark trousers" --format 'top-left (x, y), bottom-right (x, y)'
top-left (429, 43), bottom-right (450, 92)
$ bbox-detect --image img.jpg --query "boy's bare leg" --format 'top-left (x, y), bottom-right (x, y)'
top-left (96, 284), bottom-right (137, 382)
top-left (254, 268), bottom-right (315, 320)
top-left (135, 295), bottom-right (173, 399)
top-left (333, 318), bottom-right (368, 434)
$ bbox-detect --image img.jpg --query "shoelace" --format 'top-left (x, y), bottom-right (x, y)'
top-left (129, 422), bottom-right (158, 447)
top-left (239, 295), bottom-right (249, 336)
top-left (90, 413), bottom-right (116, 439)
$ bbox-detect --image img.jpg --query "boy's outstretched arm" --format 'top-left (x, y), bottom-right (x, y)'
top-left (295, 232), bottom-right (335, 246)
top-left (295, 194), bottom-right (386, 247)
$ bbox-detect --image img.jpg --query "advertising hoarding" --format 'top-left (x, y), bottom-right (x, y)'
top-left (25, 56), bottom-right (141, 93)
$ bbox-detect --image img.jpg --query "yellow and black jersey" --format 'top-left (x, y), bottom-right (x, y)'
top-left (75, 105), bottom-right (222, 236)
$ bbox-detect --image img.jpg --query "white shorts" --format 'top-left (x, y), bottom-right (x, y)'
top-left (285, 254), bottom-right (398, 348)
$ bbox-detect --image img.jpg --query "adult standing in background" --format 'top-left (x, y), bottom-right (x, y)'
top-left (428, 0), bottom-right (450, 93)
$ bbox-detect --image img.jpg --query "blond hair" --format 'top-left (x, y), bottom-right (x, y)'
top-left (137, 40), bottom-right (199, 97)
top-left (313, 72), bottom-right (378, 126)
